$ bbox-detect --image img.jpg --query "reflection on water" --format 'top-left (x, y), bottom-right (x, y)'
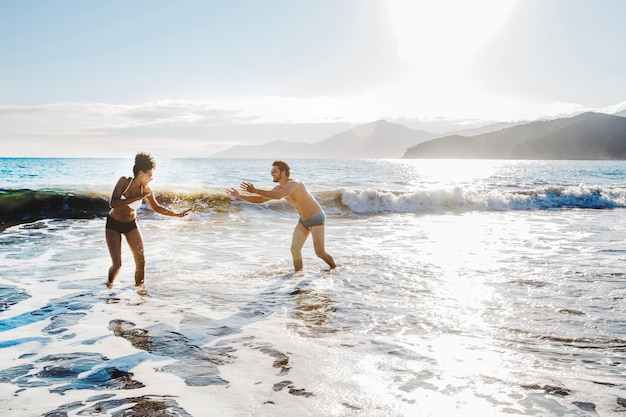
top-left (288, 288), bottom-right (337, 338)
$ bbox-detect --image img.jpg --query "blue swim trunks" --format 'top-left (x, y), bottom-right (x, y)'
top-left (298, 212), bottom-right (326, 229)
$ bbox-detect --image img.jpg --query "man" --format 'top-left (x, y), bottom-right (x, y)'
top-left (226, 160), bottom-right (336, 271)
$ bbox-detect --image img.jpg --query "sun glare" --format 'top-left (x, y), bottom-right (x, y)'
top-left (386, 0), bottom-right (516, 64)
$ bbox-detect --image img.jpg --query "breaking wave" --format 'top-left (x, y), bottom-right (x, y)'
top-left (333, 185), bottom-right (626, 214)
top-left (2, 185), bottom-right (625, 230)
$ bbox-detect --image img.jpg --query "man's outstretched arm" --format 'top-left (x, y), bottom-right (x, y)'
top-left (241, 181), bottom-right (297, 200)
top-left (225, 187), bottom-right (271, 204)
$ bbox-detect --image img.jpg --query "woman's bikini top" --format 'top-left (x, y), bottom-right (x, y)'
top-left (121, 177), bottom-right (143, 210)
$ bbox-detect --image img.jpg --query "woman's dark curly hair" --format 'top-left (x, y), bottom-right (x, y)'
top-left (133, 152), bottom-right (156, 176)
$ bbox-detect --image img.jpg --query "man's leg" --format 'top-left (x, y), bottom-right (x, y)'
top-left (311, 225), bottom-right (336, 268)
top-left (291, 223), bottom-right (310, 271)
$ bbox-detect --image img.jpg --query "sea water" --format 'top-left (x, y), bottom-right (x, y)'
top-left (1, 158), bottom-right (626, 416)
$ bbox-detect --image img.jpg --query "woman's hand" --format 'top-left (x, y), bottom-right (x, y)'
top-left (178, 208), bottom-right (192, 217)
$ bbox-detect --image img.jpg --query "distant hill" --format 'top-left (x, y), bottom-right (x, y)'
top-left (210, 140), bottom-right (311, 159)
top-left (403, 112), bottom-right (626, 160)
top-left (443, 121), bottom-right (525, 137)
top-left (210, 120), bottom-right (437, 159)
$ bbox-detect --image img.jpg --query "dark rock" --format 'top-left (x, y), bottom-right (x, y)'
top-left (273, 380), bottom-right (293, 392)
top-left (573, 401), bottom-right (596, 412)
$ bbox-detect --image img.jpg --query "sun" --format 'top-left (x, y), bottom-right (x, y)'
top-left (374, 0), bottom-right (519, 120)
top-left (386, 0), bottom-right (516, 64)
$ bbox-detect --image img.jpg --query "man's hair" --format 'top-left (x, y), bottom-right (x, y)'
top-left (133, 152), bottom-right (156, 176)
top-left (272, 160), bottom-right (290, 177)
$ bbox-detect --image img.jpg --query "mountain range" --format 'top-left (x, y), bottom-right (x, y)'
top-left (210, 112), bottom-right (626, 160)
top-left (403, 112), bottom-right (626, 159)
top-left (210, 120), bottom-right (436, 159)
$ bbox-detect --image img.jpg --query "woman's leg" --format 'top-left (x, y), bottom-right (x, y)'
top-left (125, 228), bottom-right (146, 286)
top-left (106, 229), bottom-right (123, 286)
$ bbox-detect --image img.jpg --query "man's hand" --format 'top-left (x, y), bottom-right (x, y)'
top-left (225, 187), bottom-right (241, 198)
top-left (240, 182), bottom-right (256, 193)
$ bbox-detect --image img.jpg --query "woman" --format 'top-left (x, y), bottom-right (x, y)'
top-left (105, 152), bottom-right (191, 288)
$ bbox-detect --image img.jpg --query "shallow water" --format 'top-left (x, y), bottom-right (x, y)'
top-left (2, 159), bottom-right (626, 416)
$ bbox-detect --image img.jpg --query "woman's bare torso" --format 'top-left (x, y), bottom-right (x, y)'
top-left (109, 177), bottom-right (145, 222)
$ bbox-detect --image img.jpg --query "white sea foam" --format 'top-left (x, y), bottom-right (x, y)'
top-left (338, 184), bottom-right (626, 214)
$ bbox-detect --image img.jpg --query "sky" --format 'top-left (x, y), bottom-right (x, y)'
top-left (1, 0), bottom-right (625, 157)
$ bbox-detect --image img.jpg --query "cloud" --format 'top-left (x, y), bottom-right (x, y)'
top-left (0, 100), bottom-right (359, 157)
top-left (0, 94), bottom-right (596, 138)
top-left (599, 100), bottom-right (626, 115)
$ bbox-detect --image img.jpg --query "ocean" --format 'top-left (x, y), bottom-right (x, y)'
top-left (1, 157), bottom-right (626, 416)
